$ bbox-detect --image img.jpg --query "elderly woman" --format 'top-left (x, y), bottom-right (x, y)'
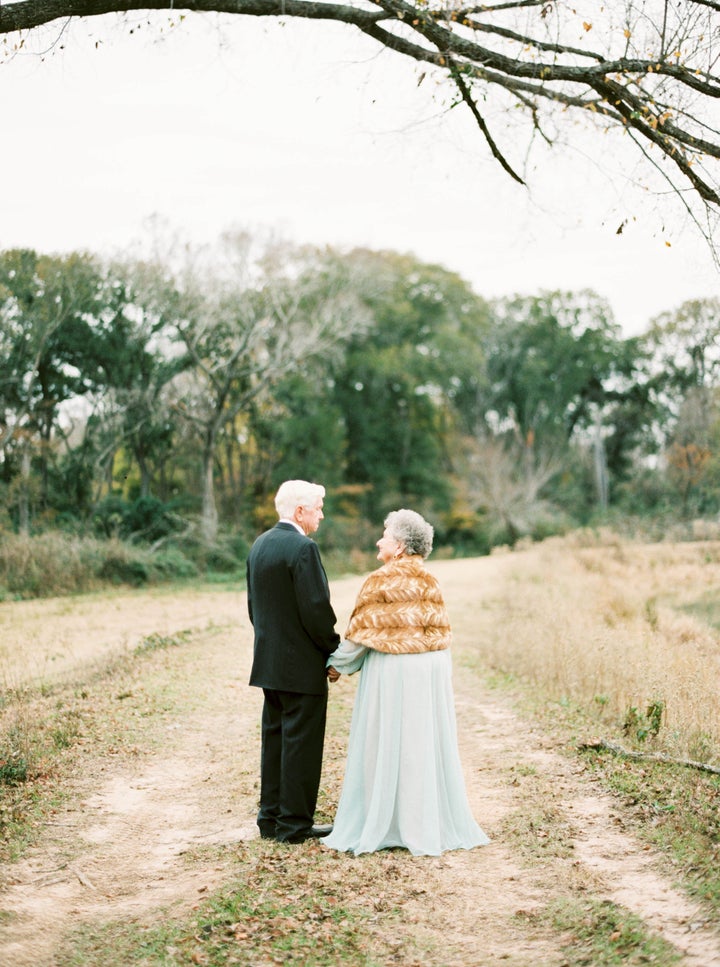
top-left (322, 509), bottom-right (490, 856)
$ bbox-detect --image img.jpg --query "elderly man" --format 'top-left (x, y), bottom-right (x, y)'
top-left (247, 479), bottom-right (341, 843)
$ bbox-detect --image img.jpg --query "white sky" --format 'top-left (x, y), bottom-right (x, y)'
top-left (1, 10), bottom-right (719, 336)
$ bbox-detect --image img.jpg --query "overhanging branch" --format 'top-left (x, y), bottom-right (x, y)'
top-left (449, 61), bottom-right (525, 184)
top-left (1, 0), bottom-right (719, 221)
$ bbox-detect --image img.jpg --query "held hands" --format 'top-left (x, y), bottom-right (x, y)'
top-left (327, 665), bottom-right (340, 683)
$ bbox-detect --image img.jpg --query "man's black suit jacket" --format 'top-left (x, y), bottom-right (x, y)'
top-left (247, 522), bottom-right (340, 696)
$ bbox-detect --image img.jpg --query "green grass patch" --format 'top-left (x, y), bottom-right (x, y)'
top-left (134, 629), bottom-right (193, 655)
top-left (0, 692), bottom-right (84, 787)
top-left (56, 842), bottom-right (425, 967)
top-left (0, 749), bottom-right (28, 784)
top-left (0, 688), bottom-right (98, 860)
top-left (678, 591), bottom-right (720, 632)
top-left (543, 897), bottom-right (682, 966)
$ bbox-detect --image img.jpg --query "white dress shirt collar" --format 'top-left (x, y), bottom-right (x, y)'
top-left (279, 517), bottom-right (304, 534)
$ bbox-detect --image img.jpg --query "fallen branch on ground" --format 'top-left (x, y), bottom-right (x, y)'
top-left (71, 867), bottom-right (97, 890)
top-left (578, 739), bottom-right (720, 776)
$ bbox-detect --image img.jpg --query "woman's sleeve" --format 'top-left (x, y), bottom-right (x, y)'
top-left (326, 639), bottom-right (369, 675)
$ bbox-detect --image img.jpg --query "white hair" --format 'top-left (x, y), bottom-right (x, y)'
top-left (274, 480), bottom-right (326, 519)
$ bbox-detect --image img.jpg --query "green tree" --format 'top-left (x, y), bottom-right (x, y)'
top-left (167, 234), bottom-right (370, 541)
top-left (330, 250), bottom-right (491, 521)
top-left (0, 249), bottom-right (109, 530)
top-left (643, 298), bottom-right (720, 423)
top-left (485, 290), bottom-right (629, 444)
top-left (473, 290), bottom-right (643, 527)
top-left (89, 260), bottom-right (189, 501)
top-left (249, 374), bottom-right (347, 495)
top-left (643, 299), bottom-right (720, 517)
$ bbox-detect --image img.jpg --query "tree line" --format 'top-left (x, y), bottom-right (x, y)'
top-left (1, 234), bottom-right (719, 572)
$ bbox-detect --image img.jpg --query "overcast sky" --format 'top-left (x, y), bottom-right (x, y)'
top-left (2, 11), bottom-right (719, 335)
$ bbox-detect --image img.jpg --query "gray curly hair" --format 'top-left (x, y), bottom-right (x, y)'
top-left (385, 509), bottom-right (434, 559)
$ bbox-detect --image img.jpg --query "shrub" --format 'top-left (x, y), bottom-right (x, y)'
top-left (160, 529), bottom-right (250, 576)
top-left (0, 750), bottom-right (28, 785)
top-left (0, 533), bottom-right (165, 596)
top-left (0, 533), bottom-right (98, 597)
top-left (93, 495), bottom-right (186, 544)
top-left (149, 547), bottom-right (198, 580)
top-left (98, 552), bottom-right (149, 587)
top-left (203, 546), bottom-right (243, 574)
top-left (121, 496), bottom-right (185, 543)
top-left (92, 495), bottom-right (128, 539)
top-left (0, 707), bottom-right (33, 787)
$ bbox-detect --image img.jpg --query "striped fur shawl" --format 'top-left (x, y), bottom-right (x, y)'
top-left (344, 556), bottom-right (451, 654)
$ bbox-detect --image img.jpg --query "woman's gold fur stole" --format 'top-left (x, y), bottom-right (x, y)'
top-left (344, 555), bottom-right (451, 654)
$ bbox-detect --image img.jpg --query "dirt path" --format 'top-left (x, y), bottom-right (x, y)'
top-left (1, 558), bottom-right (719, 966)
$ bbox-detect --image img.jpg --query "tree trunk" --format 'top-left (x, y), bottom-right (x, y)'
top-left (136, 448), bottom-right (151, 499)
top-left (18, 449), bottom-right (31, 536)
top-left (38, 379), bottom-right (54, 509)
top-left (201, 434), bottom-right (218, 543)
top-left (593, 415), bottom-right (609, 511)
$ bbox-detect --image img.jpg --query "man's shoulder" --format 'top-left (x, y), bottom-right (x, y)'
top-left (270, 522), bottom-right (308, 542)
top-left (253, 522), bottom-right (295, 539)
top-left (251, 523), bottom-right (311, 553)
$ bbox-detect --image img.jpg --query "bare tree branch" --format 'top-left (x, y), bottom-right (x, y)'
top-left (1, 0), bottom-right (719, 236)
top-left (449, 61), bottom-right (525, 183)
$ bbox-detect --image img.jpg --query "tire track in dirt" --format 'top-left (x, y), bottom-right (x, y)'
top-left (451, 691), bottom-right (720, 966)
top-left (0, 622), bottom-right (262, 967)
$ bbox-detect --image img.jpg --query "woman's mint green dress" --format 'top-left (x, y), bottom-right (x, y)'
top-left (323, 641), bottom-right (490, 856)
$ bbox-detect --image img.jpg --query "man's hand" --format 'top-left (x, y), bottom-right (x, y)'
top-left (327, 666), bottom-right (340, 683)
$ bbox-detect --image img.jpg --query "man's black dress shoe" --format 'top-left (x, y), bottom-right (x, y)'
top-left (280, 824), bottom-right (333, 844)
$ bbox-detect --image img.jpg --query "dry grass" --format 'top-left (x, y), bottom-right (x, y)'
top-left (463, 533), bottom-right (720, 762)
top-left (0, 586), bottom-right (241, 693)
top-left (2, 544), bottom-right (719, 965)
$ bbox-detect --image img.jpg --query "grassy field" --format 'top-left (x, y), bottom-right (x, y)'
top-left (1, 532), bottom-right (719, 966)
top-left (478, 534), bottom-right (720, 760)
top-left (457, 533), bottom-right (720, 916)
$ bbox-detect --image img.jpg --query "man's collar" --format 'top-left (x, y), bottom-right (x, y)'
top-left (278, 517), bottom-right (304, 535)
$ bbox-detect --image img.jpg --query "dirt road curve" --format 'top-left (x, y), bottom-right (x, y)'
top-left (1, 559), bottom-right (719, 966)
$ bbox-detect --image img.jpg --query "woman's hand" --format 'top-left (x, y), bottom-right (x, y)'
top-left (327, 665), bottom-right (340, 683)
